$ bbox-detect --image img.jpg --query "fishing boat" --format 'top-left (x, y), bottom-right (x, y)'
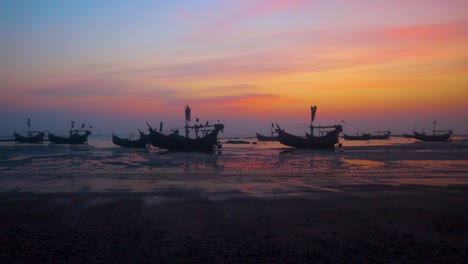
top-left (368, 131), bottom-right (391, 140)
top-left (343, 133), bottom-right (370, 141)
top-left (344, 131), bottom-right (391, 140)
top-left (413, 121), bottom-right (452, 142)
top-left (13, 118), bottom-right (44, 143)
top-left (277, 105), bottom-right (343, 149)
top-left (112, 131), bottom-right (148, 148)
top-left (48, 121), bottom-right (92, 144)
top-left (413, 130), bottom-right (452, 142)
top-left (14, 131), bottom-right (45, 143)
top-left (256, 123), bottom-right (279, 141)
top-left (146, 105), bottom-right (224, 152)
top-left (256, 133), bottom-right (279, 141)
top-left (403, 133), bottom-right (414, 138)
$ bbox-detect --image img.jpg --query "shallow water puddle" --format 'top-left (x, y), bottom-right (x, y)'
top-left (341, 158), bottom-right (384, 166)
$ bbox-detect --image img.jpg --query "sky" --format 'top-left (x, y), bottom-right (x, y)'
top-left (1, 0), bottom-right (467, 137)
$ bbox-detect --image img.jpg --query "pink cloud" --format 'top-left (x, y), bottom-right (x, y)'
top-left (194, 0), bottom-right (307, 38)
top-left (376, 21), bottom-right (468, 41)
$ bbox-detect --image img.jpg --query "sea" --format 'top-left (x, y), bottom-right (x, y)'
top-left (1, 135), bottom-right (467, 198)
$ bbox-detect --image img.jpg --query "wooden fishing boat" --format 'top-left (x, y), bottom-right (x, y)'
top-left (146, 105), bottom-right (224, 152)
top-left (147, 124), bottom-right (224, 151)
top-left (48, 130), bottom-right (91, 144)
top-left (256, 123), bottom-right (279, 141)
top-left (368, 131), bottom-right (391, 140)
top-left (343, 131), bottom-right (390, 140)
top-left (277, 105), bottom-right (343, 149)
top-left (112, 131), bottom-right (148, 148)
top-left (13, 118), bottom-right (44, 143)
top-left (413, 130), bottom-right (452, 142)
top-left (279, 125), bottom-right (342, 149)
top-left (256, 133), bottom-right (279, 141)
top-left (343, 133), bottom-right (370, 141)
top-left (403, 133), bottom-right (414, 138)
top-left (13, 131), bottom-right (45, 143)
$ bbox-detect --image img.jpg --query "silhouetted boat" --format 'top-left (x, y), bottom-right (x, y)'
top-left (13, 118), bottom-right (44, 143)
top-left (112, 131), bottom-right (148, 148)
top-left (256, 123), bottom-right (279, 141)
top-left (48, 121), bottom-right (92, 144)
top-left (146, 105), bottom-right (224, 151)
top-left (48, 130), bottom-right (91, 144)
top-left (344, 131), bottom-right (390, 140)
top-left (279, 125), bottom-right (342, 149)
top-left (403, 133), bottom-right (414, 138)
top-left (413, 130), bottom-right (452, 142)
top-left (14, 131), bottom-right (45, 143)
top-left (368, 131), bottom-right (391, 139)
top-left (343, 133), bottom-right (370, 141)
top-left (224, 140), bottom-right (250, 144)
top-left (147, 124), bottom-right (224, 151)
top-left (256, 133), bottom-right (279, 141)
top-left (277, 105), bottom-right (343, 149)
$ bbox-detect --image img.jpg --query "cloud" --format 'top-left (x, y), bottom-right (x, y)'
top-left (374, 21), bottom-right (468, 42)
top-left (191, 0), bottom-right (307, 39)
top-left (32, 79), bottom-right (127, 97)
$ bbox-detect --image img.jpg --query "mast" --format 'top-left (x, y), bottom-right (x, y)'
top-left (27, 118), bottom-right (31, 137)
top-left (185, 105), bottom-right (191, 138)
top-left (310, 106), bottom-right (317, 137)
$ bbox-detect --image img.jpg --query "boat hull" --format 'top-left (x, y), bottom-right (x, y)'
top-left (13, 132), bottom-right (45, 143)
top-left (343, 134), bottom-right (370, 140)
top-left (147, 124), bottom-right (224, 152)
top-left (413, 131), bottom-right (451, 142)
top-left (48, 131), bottom-right (91, 144)
top-left (278, 125), bottom-right (342, 149)
top-left (112, 132), bottom-right (148, 148)
top-left (256, 133), bottom-right (279, 141)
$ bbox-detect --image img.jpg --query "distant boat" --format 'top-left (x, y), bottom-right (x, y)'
top-left (343, 133), bottom-right (370, 141)
top-left (344, 131), bottom-right (391, 140)
top-left (368, 131), bottom-right (391, 140)
top-left (48, 130), bottom-right (91, 144)
top-left (146, 105), bottom-right (224, 152)
top-left (279, 126), bottom-right (342, 149)
top-left (147, 124), bottom-right (224, 151)
top-left (413, 130), bottom-right (452, 142)
top-left (224, 140), bottom-right (250, 144)
top-left (256, 133), bottom-right (279, 141)
top-left (112, 131), bottom-right (148, 148)
top-left (403, 133), bottom-right (414, 138)
top-left (277, 105), bottom-right (343, 149)
top-left (14, 131), bottom-right (45, 143)
top-left (48, 121), bottom-right (91, 144)
top-left (413, 121), bottom-right (452, 142)
top-left (256, 123), bottom-right (279, 141)
top-left (13, 118), bottom-right (44, 143)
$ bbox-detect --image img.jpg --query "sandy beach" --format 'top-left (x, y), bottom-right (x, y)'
top-left (1, 138), bottom-right (467, 263)
top-left (1, 186), bottom-right (467, 263)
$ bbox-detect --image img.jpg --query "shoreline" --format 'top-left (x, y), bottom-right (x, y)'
top-left (1, 185), bottom-right (467, 263)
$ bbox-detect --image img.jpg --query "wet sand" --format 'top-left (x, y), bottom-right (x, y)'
top-left (1, 185), bottom-right (467, 263)
top-left (1, 138), bottom-right (467, 263)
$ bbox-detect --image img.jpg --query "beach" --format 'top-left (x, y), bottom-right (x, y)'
top-left (1, 137), bottom-right (467, 263)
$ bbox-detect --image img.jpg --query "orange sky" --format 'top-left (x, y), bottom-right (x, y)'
top-left (1, 1), bottom-right (467, 136)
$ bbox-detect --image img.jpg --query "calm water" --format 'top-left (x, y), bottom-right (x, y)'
top-left (0, 135), bottom-right (467, 197)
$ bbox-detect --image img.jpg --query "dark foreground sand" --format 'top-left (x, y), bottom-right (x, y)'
top-left (1, 185), bottom-right (467, 264)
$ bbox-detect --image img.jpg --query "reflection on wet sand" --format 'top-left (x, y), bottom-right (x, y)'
top-left (0, 137), bottom-right (467, 196)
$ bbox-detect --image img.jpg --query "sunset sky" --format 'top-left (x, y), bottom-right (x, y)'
top-left (1, 0), bottom-right (467, 136)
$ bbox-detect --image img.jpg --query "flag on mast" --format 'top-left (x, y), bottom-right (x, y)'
top-left (27, 118), bottom-right (31, 127)
top-left (185, 105), bottom-right (191, 122)
top-left (311, 106), bottom-right (318, 123)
